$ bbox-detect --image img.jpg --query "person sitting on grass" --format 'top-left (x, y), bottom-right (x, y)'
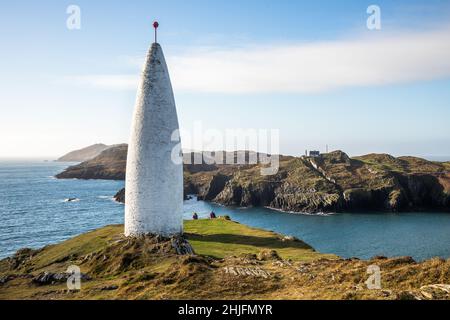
top-left (192, 212), bottom-right (198, 220)
top-left (209, 211), bottom-right (216, 219)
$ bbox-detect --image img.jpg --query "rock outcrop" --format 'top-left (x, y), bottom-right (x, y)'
top-left (32, 272), bottom-right (91, 286)
top-left (114, 188), bottom-right (125, 203)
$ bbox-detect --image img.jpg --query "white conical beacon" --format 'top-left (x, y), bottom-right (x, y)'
top-left (125, 22), bottom-right (183, 236)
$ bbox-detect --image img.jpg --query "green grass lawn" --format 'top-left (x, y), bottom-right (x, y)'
top-left (184, 218), bottom-right (334, 261)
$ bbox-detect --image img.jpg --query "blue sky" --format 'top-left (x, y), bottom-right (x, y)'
top-left (1, 0), bottom-right (450, 158)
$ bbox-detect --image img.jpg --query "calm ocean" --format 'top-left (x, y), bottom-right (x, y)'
top-left (1, 161), bottom-right (450, 261)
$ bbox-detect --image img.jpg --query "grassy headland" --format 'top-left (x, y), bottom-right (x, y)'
top-left (56, 145), bottom-right (450, 213)
top-left (1, 219), bottom-right (449, 300)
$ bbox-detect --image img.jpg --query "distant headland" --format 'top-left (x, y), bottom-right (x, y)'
top-left (56, 144), bottom-right (450, 214)
top-left (56, 144), bottom-right (112, 162)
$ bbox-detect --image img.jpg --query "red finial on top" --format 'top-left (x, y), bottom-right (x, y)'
top-left (153, 21), bottom-right (159, 43)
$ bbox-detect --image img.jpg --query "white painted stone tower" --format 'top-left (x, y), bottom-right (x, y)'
top-left (125, 32), bottom-right (183, 236)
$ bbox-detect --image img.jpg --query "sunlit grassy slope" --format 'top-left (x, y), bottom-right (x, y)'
top-left (1, 219), bottom-right (449, 300)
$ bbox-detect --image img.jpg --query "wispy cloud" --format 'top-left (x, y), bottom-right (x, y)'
top-left (67, 26), bottom-right (450, 94)
top-left (66, 74), bottom-right (138, 90)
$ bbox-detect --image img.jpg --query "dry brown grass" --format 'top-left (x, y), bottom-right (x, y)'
top-left (0, 220), bottom-right (449, 300)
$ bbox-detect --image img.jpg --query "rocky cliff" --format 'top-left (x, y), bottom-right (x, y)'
top-left (56, 145), bottom-right (450, 213)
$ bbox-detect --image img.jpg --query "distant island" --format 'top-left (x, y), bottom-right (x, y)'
top-left (56, 143), bottom-right (112, 162)
top-left (56, 144), bottom-right (450, 214)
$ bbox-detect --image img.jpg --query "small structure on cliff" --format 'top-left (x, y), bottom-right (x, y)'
top-left (125, 22), bottom-right (183, 237)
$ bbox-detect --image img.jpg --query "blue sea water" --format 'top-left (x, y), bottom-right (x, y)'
top-left (1, 161), bottom-right (450, 261)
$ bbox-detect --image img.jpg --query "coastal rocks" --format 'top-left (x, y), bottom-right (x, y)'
top-left (0, 274), bottom-right (16, 284)
top-left (419, 284), bottom-right (450, 300)
top-left (213, 180), bottom-right (276, 207)
top-left (257, 250), bottom-right (281, 261)
top-left (171, 235), bottom-right (195, 255)
top-left (223, 266), bottom-right (272, 278)
top-left (271, 189), bottom-right (341, 213)
top-left (184, 181), bottom-right (199, 199)
top-left (213, 182), bottom-right (243, 206)
top-left (281, 235), bottom-right (301, 242)
top-left (388, 189), bottom-right (407, 211)
top-left (397, 173), bottom-right (449, 209)
top-left (81, 233), bottom-right (196, 276)
top-left (100, 285), bottom-right (119, 291)
top-left (114, 188), bottom-right (125, 203)
top-left (197, 173), bottom-right (230, 201)
top-left (394, 291), bottom-right (422, 300)
top-left (6, 248), bottom-right (41, 270)
top-left (129, 233), bottom-right (195, 256)
top-left (343, 188), bottom-right (397, 211)
top-left (0, 274), bottom-right (33, 285)
top-left (32, 271), bottom-right (91, 286)
top-left (395, 285), bottom-right (450, 300)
